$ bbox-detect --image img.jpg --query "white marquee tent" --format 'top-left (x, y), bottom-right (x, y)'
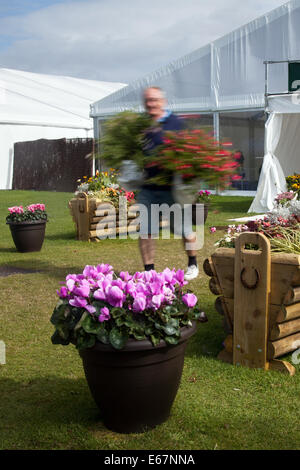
top-left (91, 0), bottom-right (300, 212)
top-left (249, 93), bottom-right (300, 212)
top-left (0, 68), bottom-right (126, 189)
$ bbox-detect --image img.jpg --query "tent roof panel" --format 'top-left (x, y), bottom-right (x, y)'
top-left (91, 0), bottom-right (300, 117)
top-left (0, 68), bottom-right (126, 128)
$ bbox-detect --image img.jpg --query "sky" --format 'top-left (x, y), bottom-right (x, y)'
top-left (0, 0), bottom-right (290, 84)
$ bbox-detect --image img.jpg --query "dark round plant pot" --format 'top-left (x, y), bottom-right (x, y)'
top-left (192, 203), bottom-right (209, 225)
top-left (79, 321), bottom-right (197, 434)
top-left (7, 220), bottom-right (47, 253)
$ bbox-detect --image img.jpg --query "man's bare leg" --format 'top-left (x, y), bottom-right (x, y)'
top-left (139, 236), bottom-right (155, 267)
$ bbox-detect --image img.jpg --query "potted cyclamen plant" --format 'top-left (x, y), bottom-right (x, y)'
top-left (51, 264), bottom-right (207, 433)
top-left (6, 203), bottom-right (48, 252)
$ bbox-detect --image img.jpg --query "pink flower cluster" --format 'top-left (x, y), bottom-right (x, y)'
top-left (275, 191), bottom-right (295, 203)
top-left (198, 190), bottom-right (211, 197)
top-left (8, 203), bottom-right (45, 214)
top-left (57, 264), bottom-right (198, 322)
top-left (27, 203), bottom-right (46, 212)
top-left (8, 206), bottom-right (24, 214)
top-left (122, 189), bottom-right (135, 201)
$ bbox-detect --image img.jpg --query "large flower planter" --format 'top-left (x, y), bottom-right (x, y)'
top-left (69, 192), bottom-right (138, 242)
top-left (7, 220), bottom-right (47, 253)
top-left (79, 322), bottom-right (197, 433)
top-left (204, 232), bottom-right (300, 375)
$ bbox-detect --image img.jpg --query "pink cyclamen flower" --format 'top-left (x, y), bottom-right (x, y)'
top-left (107, 285), bottom-right (125, 308)
top-left (175, 269), bottom-right (186, 286)
top-left (8, 206), bottom-right (23, 214)
top-left (85, 304), bottom-right (96, 315)
top-left (83, 265), bottom-right (101, 279)
top-left (66, 278), bottom-right (75, 292)
top-left (210, 227), bottom-right (217, 233)
top-left (93, 288), bottom-right (106, 301)
top-left (119, 271), bottom-right (133, 282)
top-left (98, 307), bottom-right (110, 322)
top-left (96, 263), bottom-right (113, 275)
top-left (151, 294), bottom-right (165, 310)
top-left (182, 293), bottom-right (197, 308)
top-left (73, 279), bottom-right (90, 298)
top-left (57, 286), bottom-right (68, 298)
top-left (132, 295), bottom-right (147, 312)
top-left (27, 203), bottom-right (45, 212)
top-left (69, 296), bottom-right (88, 309)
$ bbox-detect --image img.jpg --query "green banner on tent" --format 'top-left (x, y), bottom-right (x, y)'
top-left (288, 62), bottom-right (300, 92)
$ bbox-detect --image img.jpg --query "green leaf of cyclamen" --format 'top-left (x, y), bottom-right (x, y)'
top-left (164, 336), bottom-right (179, 345)
top-left (51, 330), bottom-right (70, 346)
top-left (109, 327), bottom-right (128, 350)
top-left (150, 333), bottom-right (161, 347)
top-left (145, 325), bottom-right (154, 335)
top-left (110, 307), bottom-right (126, 319)
top-left (96, 325), bottom-right (110, 344)
top-left (162, 325), bottom-right (177, 336)
top-left (115, 317), bottom-right (126, 327)
top-left (132, 332), bottom-right (146, 341)
top-left (50, 308), bottom-right (63, 326)
top-left (56, 323), bottom-right (70, 340)
top-left (76, 334), bottom-right (96, 350)
top-left (82, 314), bottom-right (100, 334)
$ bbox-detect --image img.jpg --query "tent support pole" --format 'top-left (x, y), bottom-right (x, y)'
top-left (93, 118), bottom-right (100, 173)
top-left (213, 112), bottom-right (220, 194)
top-left (213, 112), bottom-right (220, 142)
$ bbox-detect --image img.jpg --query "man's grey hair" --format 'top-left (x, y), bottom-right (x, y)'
top-left (143, 86), bottom-right (166, 99)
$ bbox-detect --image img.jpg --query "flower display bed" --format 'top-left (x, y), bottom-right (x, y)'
top-left (204, 232), bottom-right (300, 375)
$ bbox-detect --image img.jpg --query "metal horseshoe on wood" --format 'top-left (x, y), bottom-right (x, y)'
top-left (240, 267), bottom-right (260, 290)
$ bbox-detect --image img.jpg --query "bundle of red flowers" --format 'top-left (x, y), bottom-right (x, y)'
top-left (147, 129), bottom-right (242, 189)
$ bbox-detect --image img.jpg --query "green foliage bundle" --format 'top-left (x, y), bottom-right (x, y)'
top-left (98, 111), bottom-right (153, 170)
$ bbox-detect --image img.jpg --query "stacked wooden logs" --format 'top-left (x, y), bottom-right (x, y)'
top-left (69, 193), bottom-right (169, 242)
top-left (204, 248), bottom-right (300, 367)
top-left (69, 194), bottom-right (139, 241)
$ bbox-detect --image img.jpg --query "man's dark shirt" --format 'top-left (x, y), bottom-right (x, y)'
top-left (142, 112), bottom-right (183, 190)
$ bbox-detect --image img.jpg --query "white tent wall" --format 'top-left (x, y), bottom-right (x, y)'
top-left (275, 113), bottom-right (300, 174)
top-left (248, 114), bottom-right (287, 213)
top-left (0, 68), bottom-right (126, 189)
top-left (249, 103), bottom-right (300, 213)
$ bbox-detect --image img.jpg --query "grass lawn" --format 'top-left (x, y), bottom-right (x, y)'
top-left (0, 190), bottom-right (299, 450)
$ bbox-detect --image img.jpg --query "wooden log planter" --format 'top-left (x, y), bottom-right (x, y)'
top-left (68, 193), bottom-right (140, 242)
top-left (203, 232), bottom-right (300, 375)
top-left (69, 192), bottom-right (169, 241)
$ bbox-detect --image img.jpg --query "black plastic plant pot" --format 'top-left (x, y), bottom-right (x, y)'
top-left (7, 220), bottom-right (47, 253)
top-left (79, 321), bottom-right (197, 434)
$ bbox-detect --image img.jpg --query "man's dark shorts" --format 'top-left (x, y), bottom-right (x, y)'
top-left (136, 187), bottom-right (193, 237)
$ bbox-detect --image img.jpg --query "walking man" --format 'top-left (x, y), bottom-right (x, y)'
top-left (137, 86), bottom-right (199, 281)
